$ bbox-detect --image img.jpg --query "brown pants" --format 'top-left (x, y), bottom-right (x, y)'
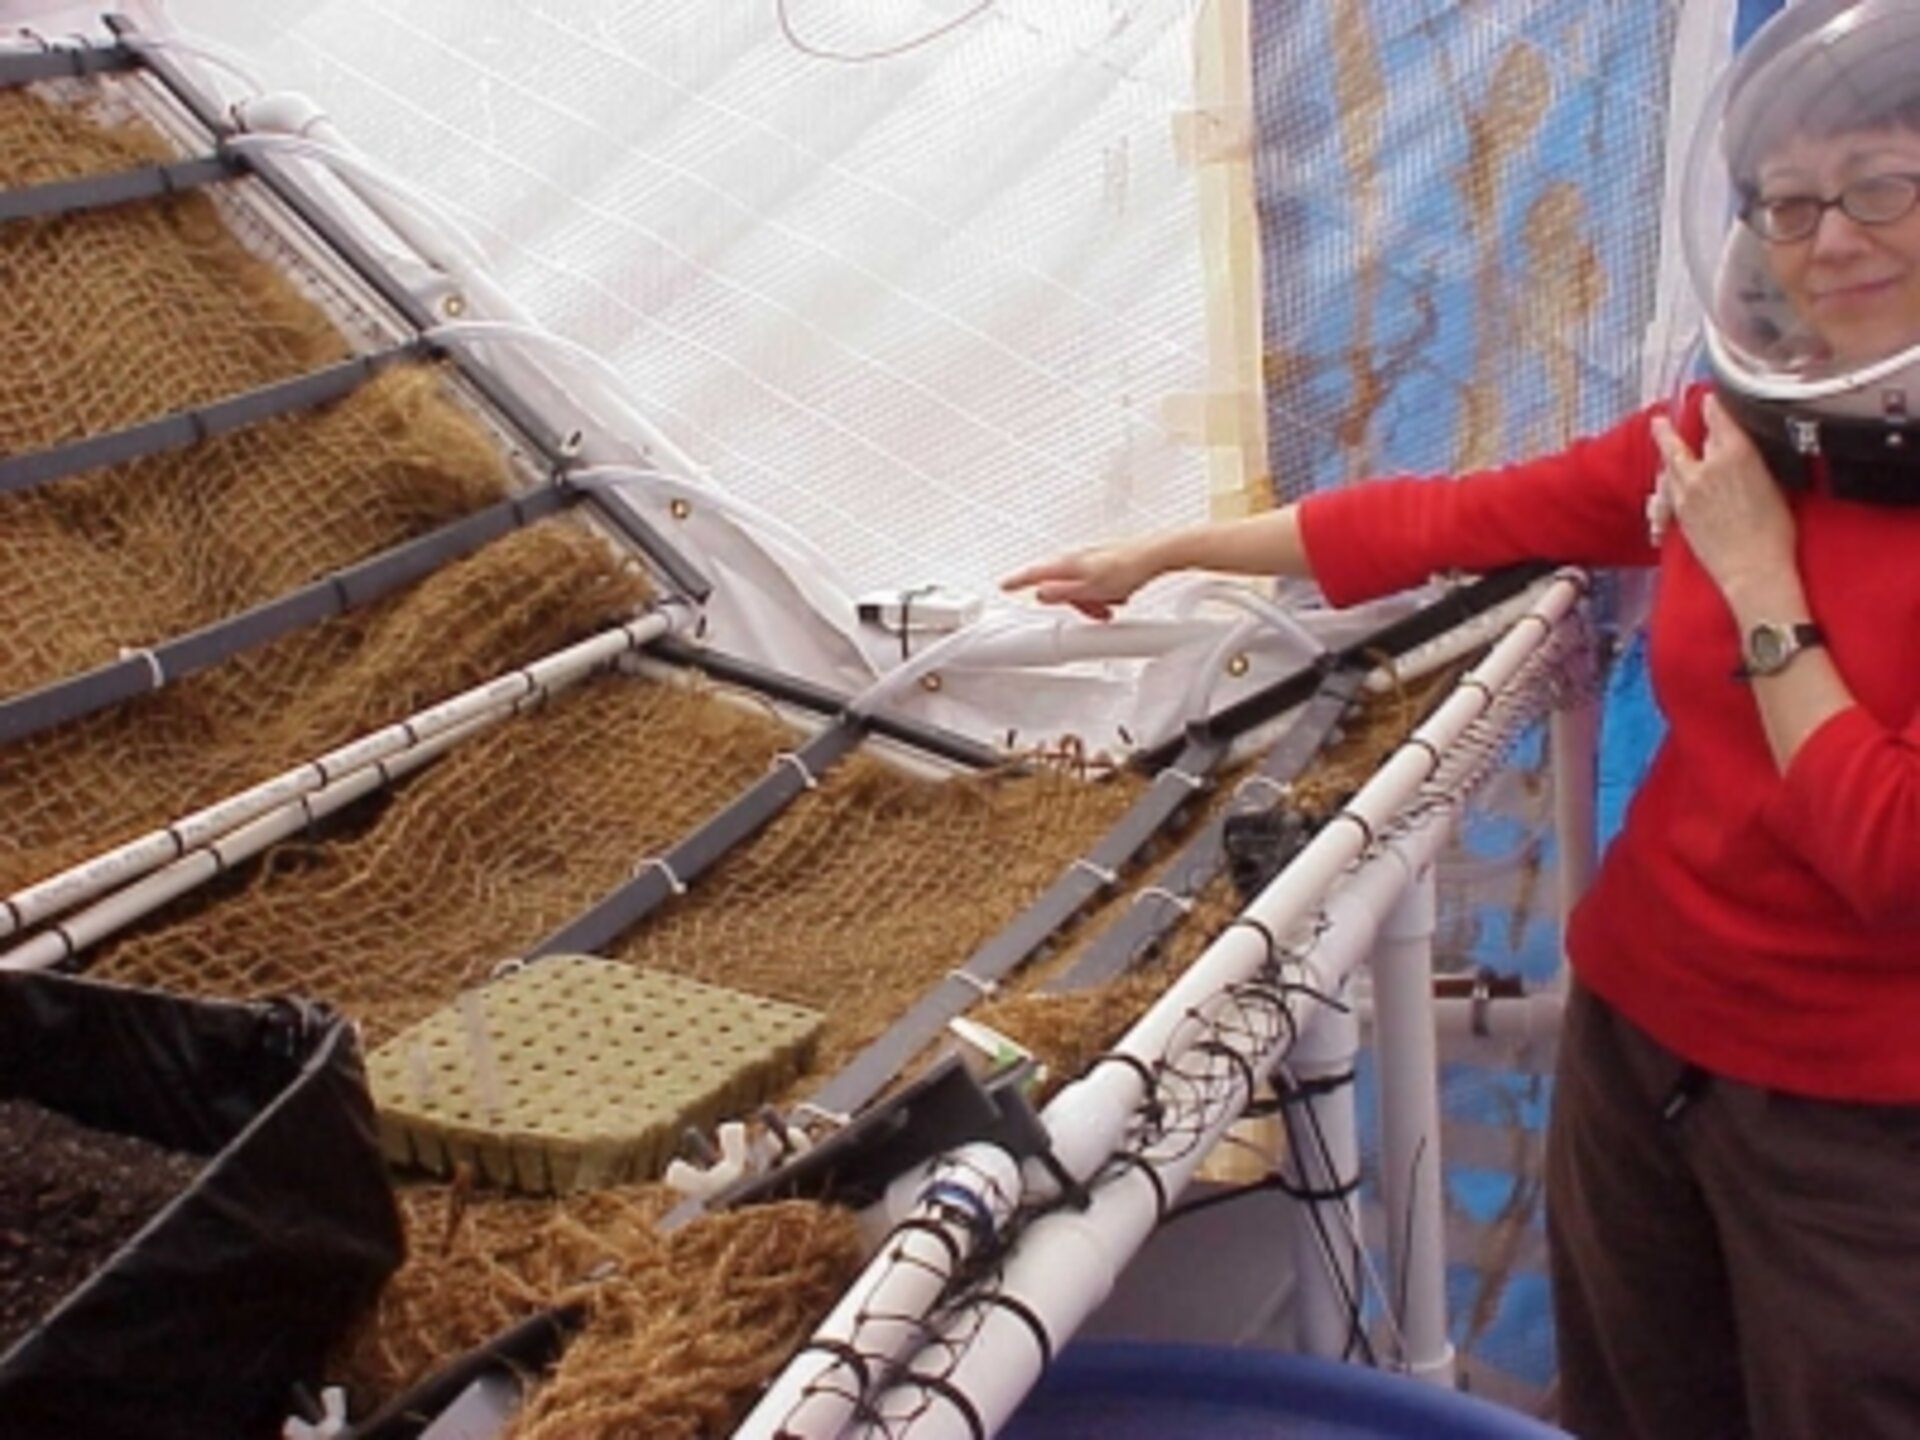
top-left (1547, 982), bottom-right (1920, 1440)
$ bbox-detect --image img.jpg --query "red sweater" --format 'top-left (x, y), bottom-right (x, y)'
top-left (1298, 389), bottom-right (1920, 1101)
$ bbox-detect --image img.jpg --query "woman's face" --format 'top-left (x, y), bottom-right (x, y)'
top-left (1758, 127), bottom-right (1920, 364)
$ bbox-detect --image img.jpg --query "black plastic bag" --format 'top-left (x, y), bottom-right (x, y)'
top-left (0, 971), bottom-right (405, 1440)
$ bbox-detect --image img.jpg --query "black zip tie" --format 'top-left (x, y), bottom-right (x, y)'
top-left (0, 343), bottom-right (422, 500)
top-left (1332, 808), bottom-right (1376, 850)
top-left (900, 1370), bottom-right (987, 1440)
top-left (889, 1213), bottom-right (967, 1273)
top-left (1226, 913), bottom-right (1280, 958)
top-left (1191, 1037), bottom-right (1260, 1102)
top-left (0, 151), bottom-right (237, 225)
top-left (792, 1336), bottom-right (872, 1396)
top-left (1454, 673), bottom-right (1497, 707)
top-left (1277, 977), bottom-right (1352, 1015)
top-left (1225, 978), bottom-right (1300, 1050)
top-left (1275, 1068), bottom-right (1355, 1099)
top-left (1085, 1049), bottom-right (1161, 1108)
top-left (1399, 733), bottom-right (1443, 772)
top-left (978, 1290), bottom-right (1054, 1370)
top-left (1028, 1142), bottom-right (1093, 1213)
top-left (1098, 1150), bottom-right (1171, 1222)
top-left (1266, 1169), bottom-right (1362, 1204)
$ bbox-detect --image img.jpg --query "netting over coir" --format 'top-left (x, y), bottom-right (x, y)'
top-left (2, 76), bottom-right (1479, 1438)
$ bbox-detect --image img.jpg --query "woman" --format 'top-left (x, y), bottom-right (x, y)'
top-left (1003, 4), bottom-right (1920, 1437)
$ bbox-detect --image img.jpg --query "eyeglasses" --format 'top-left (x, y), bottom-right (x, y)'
top-left (1742, 172), bottom-right (1920, 243)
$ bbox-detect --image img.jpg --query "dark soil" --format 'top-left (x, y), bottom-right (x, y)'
top-left (0, 1098), bottom-right (202, 1355)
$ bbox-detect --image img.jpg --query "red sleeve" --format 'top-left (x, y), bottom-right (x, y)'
top-left (1295, 400), bottom-right (1671, 607)
top-left (1765, 706), bottom-right (1920, 926)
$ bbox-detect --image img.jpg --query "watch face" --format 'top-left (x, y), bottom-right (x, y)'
top-left (1748, 624), bottom-right (1788, 671)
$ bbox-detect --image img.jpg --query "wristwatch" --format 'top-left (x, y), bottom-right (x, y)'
top-left (1735, 619), bottom-right (1825, 679)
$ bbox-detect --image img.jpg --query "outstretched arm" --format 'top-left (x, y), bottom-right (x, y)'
top-left (999, 506), bottom-right (1312, 619)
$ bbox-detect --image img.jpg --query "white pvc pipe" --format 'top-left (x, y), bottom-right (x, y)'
top-left (1037, 573), bottom-right (1585, 1189)
top-left (0, 610), bottom-right (677, 943)
top-left (1280, 986), bottom-right (1363, 1361)
top-left (1359, 989), bottom-right (1565, 1048)
top-left (730, 1144), bottom-right (1022, 1440)
top-left (858, 1160), bottom-right (1165, 1439)
top-left (0, 710), bottom-right (495, 973)
top-left (753, 576), bottom-right (1583, 1437)
top-left (1367, 866), bottom-right (1455, 1388)
top-left (856, 808), bottom-right (1466, 1439)
top-left (1362, 587), bottom-right (1539, 696)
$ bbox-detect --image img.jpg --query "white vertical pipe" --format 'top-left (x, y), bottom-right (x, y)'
top-left (1368, 865), bottom-right (1455, 1388)
top-left (1548, 696), bottom-right (1600, 996)
top-left (1280, 990), bottom-right (1363, 1361)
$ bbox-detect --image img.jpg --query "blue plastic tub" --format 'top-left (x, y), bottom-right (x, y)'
top-left (1002, 1342), bottom-right (1569, 1440)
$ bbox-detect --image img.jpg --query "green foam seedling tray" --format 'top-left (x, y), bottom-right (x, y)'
top-left (366, 955), bottom-right (822, 1194)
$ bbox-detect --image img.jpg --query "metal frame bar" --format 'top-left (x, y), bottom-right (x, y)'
top-left (526, 714), bottom-right (869, 959)
top-left (102, 15), bottom-right (710, 601)
top-left (0, 482), bottom-right (581, 745)
top-left (644, 635), bottom-right (1001, 771)
top-left (1133, 562), bottom-right (1554, 772)
top-left (0, 344), bottom-right (424, 501)
top-left (0, 152), bottom-right (237, 224)
top-left (0, 42), bottom-right (137, 88)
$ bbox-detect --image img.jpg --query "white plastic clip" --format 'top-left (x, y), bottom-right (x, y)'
top-left (632, 855), bottom-right (687, 896)
top-left (117, 645), bottom-right (166, 690)
top-left (771, 751), bottom-right (818, 789)
top-left (1135, 885), bottom-right (1194, 914)
top-left (663, 1120), bottom-right (753, 1202)
top-left (282, 1385), bottom-right (350, 1440)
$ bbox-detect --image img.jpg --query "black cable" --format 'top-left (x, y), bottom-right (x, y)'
top-left (1276, 1070), bottom-right (1376, 1366)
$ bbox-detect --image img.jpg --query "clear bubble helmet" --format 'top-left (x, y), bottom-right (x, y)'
top-left (1683, 0), bottom-right (1920, 501)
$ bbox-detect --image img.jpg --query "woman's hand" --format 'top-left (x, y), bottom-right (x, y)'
top-left (1650, 393), bottom-right (1800, 610)
top-left (1000, 540), bottom-right (1164, 620)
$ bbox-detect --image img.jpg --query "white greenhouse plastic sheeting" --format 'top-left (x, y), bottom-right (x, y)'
top-left (82, 0), bottom-right (1429, 754)
top-left (158, 0), bottom-right (1220, 605)
top-left (0, 0), bottom-right (1755, 1429)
